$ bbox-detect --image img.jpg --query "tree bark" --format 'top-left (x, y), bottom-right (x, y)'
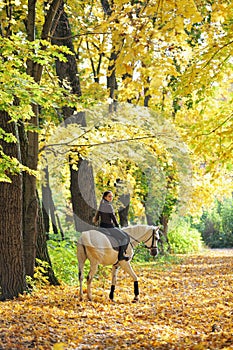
top-left (107, 50), bottom-right (118, 113)
top-left (21, 0), bottom-right (62, 277)
top-left (0, 112), bottom-right (26, 300)
top-left (70, 159), bottom-right (97, 232)
top-left (21, 107), bottom-right (39, 277)
top-left (42, 165), bottom-right (59, 235)
top-left (51, 0), bottom-right (97, 231)
top-left (159, 214), bottom-right (171, 254)
top-left (118, 194), bottom-right (130, 227)
top-left (36, 192), bottom-right (60, 286)
top-left (100, 0), bottom-right (124, 113)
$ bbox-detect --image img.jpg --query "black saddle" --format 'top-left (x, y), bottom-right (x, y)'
top-left (97, 227), bottom-right (129, 251)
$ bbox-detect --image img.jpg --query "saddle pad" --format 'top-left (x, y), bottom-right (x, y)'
top-left (97, 228), bottom-right (119, 251)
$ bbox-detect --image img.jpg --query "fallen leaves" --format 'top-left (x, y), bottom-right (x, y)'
top-left (0, 249), bottom-right (233, 349)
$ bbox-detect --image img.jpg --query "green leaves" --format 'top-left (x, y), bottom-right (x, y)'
top-left (47, 239), bottom-right (79, 285)
top-left (0, 34), bottom-right (81, 181)
top-left (0, 148), bottom-right (38, 182)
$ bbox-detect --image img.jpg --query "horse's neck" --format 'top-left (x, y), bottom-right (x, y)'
top-left (124, 225), bottom-right (151, 243)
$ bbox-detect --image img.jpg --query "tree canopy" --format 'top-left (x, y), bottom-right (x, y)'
top-left (1, 0), bottom-right (232, 216)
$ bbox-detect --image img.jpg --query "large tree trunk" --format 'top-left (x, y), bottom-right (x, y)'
top-left (19, 114), bottom-right (39, 277)
top-left (51, 0), bottom-right (82, 104)
top-left (51, 0), bottom-right (97, 231)
top-left (70, 159), bottom-right (97, 232)
top-left (21, 0), bottom-right (62, 277)
top-left (21, 106), bottom-right (39, 277)
top-left (0, 112), bottom-right (26, 300)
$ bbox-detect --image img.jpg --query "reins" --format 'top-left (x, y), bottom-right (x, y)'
top-left (128, 229), bottom-right (158, 250)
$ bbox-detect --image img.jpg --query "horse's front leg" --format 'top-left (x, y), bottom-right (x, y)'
top-left (120, 261), bottom-right (139, 302)
top-left (78, 268), bottom-right (84, 301)
top-left (77, 243), bottom-right (86, 301)
top-left (87, 262), bottom-right (98, 301)
top-left (109, 264), bottom-right (119, 301)
top-left (133, 280), bottom-right (139, 302)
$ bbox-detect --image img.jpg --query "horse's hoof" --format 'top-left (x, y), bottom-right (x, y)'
top-left (132, 296), bottom-right (139, 303)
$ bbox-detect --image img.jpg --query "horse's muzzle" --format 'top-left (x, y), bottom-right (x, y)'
top-left (150, 247), bottom-right (159, 257)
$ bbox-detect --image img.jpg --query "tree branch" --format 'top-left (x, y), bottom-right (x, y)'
top-left (33, 0), bottom-right (62, 83)
top-left (50, 31), bottom-right (110, 41)
top-left (195, 114), bottom-right (233, 137)
top-left (41, 0), bottom-right (62, 40)
top-left (202, 40), bottom-right (233, 70)
top-left (40, 133), bottom-right (180, 155)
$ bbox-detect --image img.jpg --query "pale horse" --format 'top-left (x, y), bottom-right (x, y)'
top-left (77, 224), bottom-right (160, 302)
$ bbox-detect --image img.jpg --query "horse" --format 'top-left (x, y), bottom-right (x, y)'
top-left (77, 224), bottom-right (160, 302)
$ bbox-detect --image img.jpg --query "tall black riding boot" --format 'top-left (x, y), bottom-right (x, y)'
top-left (118, 246), bottom-right (129, 261)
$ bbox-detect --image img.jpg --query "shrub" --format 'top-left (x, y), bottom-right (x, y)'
top-left (168, 218), bottom-right (204, 254)
top-left (195, 199), bottom-right (233, 248)
top-left (47, 239), bottom-right (79, 285)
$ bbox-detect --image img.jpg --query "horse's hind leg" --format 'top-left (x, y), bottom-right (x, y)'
top-left (77, 243), bottom-right (86, 301)
top-left (87, 262), bottom-right (98, 301)
top-left (109, 264), bottom-right (119, 301)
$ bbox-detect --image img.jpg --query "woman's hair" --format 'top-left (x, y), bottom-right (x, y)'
top-left (102, 190), bottom-right (112, 199)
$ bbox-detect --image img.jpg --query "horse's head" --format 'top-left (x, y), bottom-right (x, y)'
top-left (144, 226), bottom-right (160, 257)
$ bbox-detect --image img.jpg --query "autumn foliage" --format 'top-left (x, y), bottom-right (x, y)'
top-left (0, 249), bottom-right (232, 349)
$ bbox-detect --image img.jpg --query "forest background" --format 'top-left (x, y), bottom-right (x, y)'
top-left (0, 0), bottom-right (233, 301)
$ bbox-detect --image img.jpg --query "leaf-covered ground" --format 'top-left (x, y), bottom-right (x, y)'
top-left (1, 249), bottom-right (233, 349)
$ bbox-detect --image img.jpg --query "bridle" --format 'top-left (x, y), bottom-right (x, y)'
top-left (129, 228), bottom-right (159, 250)
top-left (143, 228), bottom-right (159, 250)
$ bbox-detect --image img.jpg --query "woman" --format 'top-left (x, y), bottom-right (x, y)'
top-left (93, 190), bottom-right (130, 261)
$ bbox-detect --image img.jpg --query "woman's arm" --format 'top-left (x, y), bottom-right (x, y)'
top-left (92, 210), bottom-right (100, 224)
top-left (110, 212), bottom-right (119, 227)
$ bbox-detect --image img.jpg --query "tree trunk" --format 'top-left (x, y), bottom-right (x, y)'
top-left (36, 193), bottom-right (60, 286)
top-left (0, 112), bottom-right (26, 300)
top-left (101, 0), bottom-right (124, 113)
top-left (42, 165), bottom-right (60, 236)
top-left (22, 0), bottom-right (62, 277)
top-left (70, 159), bottom-right (97, 232)
top-left (42, 186), bottom-right (50, 235)
top-left (107, 50), bottom-right (118, 113)
top-left (159, 214), bottom-right (171, 254)
top-left (21, 105), bottom-right (39, 277)
top-left (118, 194), bottom-right (130, 227)
top-left (51, 0), bottom-right (82, 100)
top-left (51, 0), bottom-right (97, 231)
top-left (146, 212), bottom-right (154, 225)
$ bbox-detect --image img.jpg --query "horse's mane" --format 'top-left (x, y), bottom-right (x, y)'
top-left (122, 224), bottom-right (155, 241)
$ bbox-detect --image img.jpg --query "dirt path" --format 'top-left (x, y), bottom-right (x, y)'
top-left (0, 249), bottom-right (233, 349)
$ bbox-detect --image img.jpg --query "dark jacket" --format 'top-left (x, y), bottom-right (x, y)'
top-left (95, 199), bottom-right (119, 228)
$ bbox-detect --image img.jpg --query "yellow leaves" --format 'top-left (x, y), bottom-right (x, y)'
top-left (211, 3), bottom-right (231, 24)
top-left (53, 343), bottom-right (67, 350)
top-left (0, 250), bottom-right (232, 349)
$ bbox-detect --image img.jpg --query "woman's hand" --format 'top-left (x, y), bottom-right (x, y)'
top-left (92, 216), bottom-right (98, 224)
